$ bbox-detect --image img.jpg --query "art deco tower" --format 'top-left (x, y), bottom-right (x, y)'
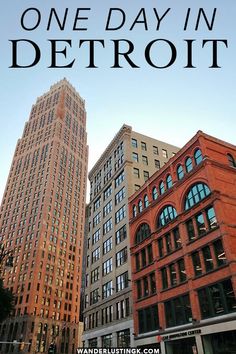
top-left (0, 79), bottom-right (88, 354)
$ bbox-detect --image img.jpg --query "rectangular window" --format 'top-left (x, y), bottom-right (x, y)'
top-left (116, 247), bottom-right (128, 267)
top-left (116, 271), bottom-right (129, 292)
top-left (103, 281), bottom-right (113, 299)
top-left (162, 149), bottom-right (168, 158)
top-left (131, 138), bottom-right (138, 148)
top-left (103, 237), bottom-right (112, 255)
top-left (92, 247), bottom-right (100, 264)
top-left (153, 146), bottom-right (159, 155)
top-left (158, 238), bottom-right (164, 257)
top-left (116, 225), bottom-right (127, 244)
top-left (93, 212), bottom-right (101, 227)
top-left (155, 159), bottom-right (160, 169)
top-left (132, 152), bottom-right (139, 162)
top-left (206, 207), bottom-right (217, 229)
top-left (165, 233), bottom-right (172, 253)
top-left (115, 187), bottom-right (126, 205)
top-left (137, 280), bottom-right (142, 299)
top-left (141, 248), bottom-right (146, 267)
top-left (115, 171), bottom-right (125, 188)
top-left (161, 268), bottom-right (168, 289)
top-left (117, 329), bottom-right (130, 348)
top-left (93, 197), bottom-right (101, 211)
top-left (150, 273), bottom-right (156, 294)
top-left (198, 279), bottom-right (236, 319)
top-left (202, 246), bottom-right (214, 272)
top-left (103, 200), bottom-right (112, 217)
top-left (169, 263), bottom-right (177, 286)
top-left (143, 171), bottom-right (149, 182)
top-left (186, 219), bottom-right (195, 241)
top-left (103, 218), bottom-right (112, 235)
top-left (90, 289), bottom-right (99, 305)
top-left (133, 168), bottom-right (140, 178)
top-left (165, 294), bottom-right (192, 327)
top-left (141, 142), bottom-right (147, 151)
top-left (178, 259), bottom-right (186, 282)
top-left (138, 305), bottom-right (159, 334)
top-left (195, 213), bottom-right (206, 236)
top-left (142, 156), bottom-right (148, 165)
top-left (192, 252), bottom-right (202, 276)
top-left (143, 277), bottom-right (149, 297)
top-left (147, 244), bottom-right (153, 264)
top-left (173, 228), bottom-right (181, 249)
top-left (213, 239), bottom-right (226, 266)
top-left (115, 205), bottom-right (126, 224)
top-left (102, 334), bottom-right (112, 348)
top-left (91, 268), bottom-right (99, 283)
top-left (92, 229), bottom-right (100, 245)
top-left (104, 185), bottom-right (112, 200)
top-left (103, 258), bottom-right (113, 275)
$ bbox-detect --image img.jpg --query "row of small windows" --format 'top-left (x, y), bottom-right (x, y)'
top-left (132, 149), bottom-right (203, 217)
top-left (134, 182), bottom-right (211, 243)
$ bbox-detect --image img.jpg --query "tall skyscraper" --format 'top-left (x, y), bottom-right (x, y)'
top-left (82, 124), bottom-right (179, 348)
top-left (0, 79), bottom-right (88, 354)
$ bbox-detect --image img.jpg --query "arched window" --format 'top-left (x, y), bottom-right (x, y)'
top-left (166, 174), bottom-right (173, 189)
top-left (138, 200), bottom-right (143, 213)
top-left (133, 205), bottom-right (137, 218)
top-left (135, 223), bottom-right (151, 244)
top-left (177, 165), bottom-right (184, 180)
top-left (227, 154), bottom-right (236, 168)
top-left (194, 149), bottom-right (203, 165)
top-left (185, 157), bottom-right (193, 173)
top-left (144, 194), bottom-right (149, 208)
top-left (185, 183), bottom-right (211, 210)
top-left (152, 187), bottom-right (158, 200)
top-left (157, 205), bottom-right (177, 227)
top-left (159, 181), bottom-right (165, 195)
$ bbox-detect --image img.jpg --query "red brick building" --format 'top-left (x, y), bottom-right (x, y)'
top-left (0, 79), bottom-right (88, 354)
top-left (129, 131), bottom-right (236, 354)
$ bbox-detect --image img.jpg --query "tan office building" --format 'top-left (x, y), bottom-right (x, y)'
top-left (82, 124), bottom-right (179, 348)
top-left (0, 79), bottom-right (88, 354)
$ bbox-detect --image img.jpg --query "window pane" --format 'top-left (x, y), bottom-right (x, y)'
top-left (222, 279), bottom-right (236, 312)
top-left (202, 246), bottom-right (214, 272)
top-left (213, 239), bottom-right (226, 266)
top-left (195, 213), bottom-right (206, 236)
top-left (186, 219), bottom-right (195, 241)
top-left (206, 207), bottom-right (217, 229)
top-left (170, 264), bottom-right (177, 286)
top-left (192, 252), bottom-right (202, 276)
top-left (173, 228), bottom-right (181, 249)
top-left (178, 259), bottom-right (187, 282)
top-left (198, 288), bottom-right (211, 319)
top-left (158, 238), bottom-right (164, 257)
top-left (161, 268), bottom-right (168, 289)
top-left (209, 284), bottom-right (224, 315)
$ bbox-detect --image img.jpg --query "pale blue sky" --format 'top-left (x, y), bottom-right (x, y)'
top-left (0, 0), bottom-right (235, 201)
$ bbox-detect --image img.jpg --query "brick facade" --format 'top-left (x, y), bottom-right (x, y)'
top-left (129, 131), bottom-right (236, 354)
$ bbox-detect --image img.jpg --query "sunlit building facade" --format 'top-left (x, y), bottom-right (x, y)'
top-left (129, 131), bottom-right (236, 354)
top-left (82, 124), bottom-right (179, 348)
top-left (0, 79), bottom-right (88, 354)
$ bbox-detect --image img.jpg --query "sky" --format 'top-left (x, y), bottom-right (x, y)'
top-left (0, 0), bottom-right (235, 202)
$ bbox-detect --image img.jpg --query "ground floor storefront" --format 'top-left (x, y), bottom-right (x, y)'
top-left (135, 319), bottom-right (236, 354)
